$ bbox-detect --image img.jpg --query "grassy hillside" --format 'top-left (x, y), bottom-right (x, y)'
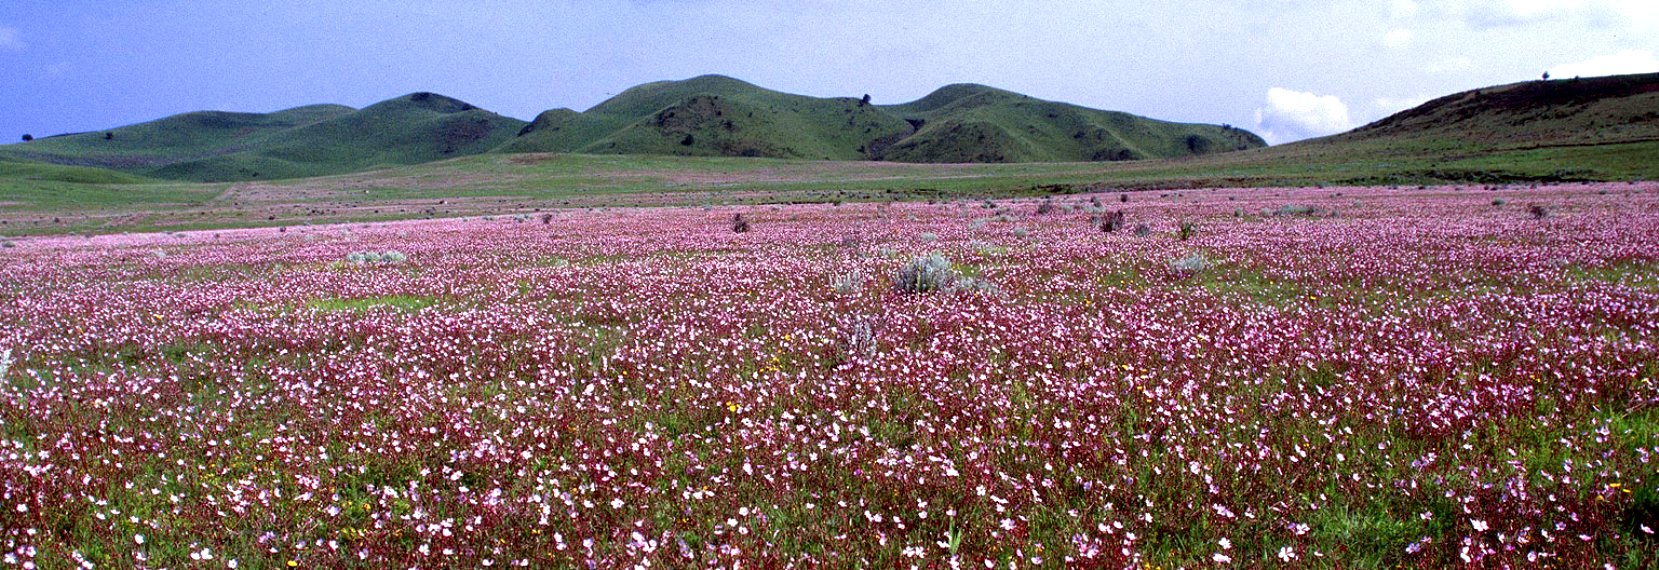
top-left (879, 84), bottom-right (1263, 163)
top-left (151, 93), bottom-right (527, 181)
top-left (0, 105), bottom-right (354, 170)
top-left (1322, 72), bottom-right (1659, 149)
top-left (499, 75), bottom-right (916, 159)
top-left (496, 75), bottom-right (1262, 162)
top-left (0, 94), bottom-right (525, 182)
top-left (0, 155), bottom-right (152, 185)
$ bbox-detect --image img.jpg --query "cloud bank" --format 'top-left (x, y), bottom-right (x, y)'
top-left (1253, 88), bottom-right (1358, 145)
top-left (1549, 50), bottom-right (1659, 79)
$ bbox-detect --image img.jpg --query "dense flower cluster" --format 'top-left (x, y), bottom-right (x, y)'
top-left (1, 183), bottom-right (1656, 568)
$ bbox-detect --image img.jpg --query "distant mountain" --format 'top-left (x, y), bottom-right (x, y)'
top-left (499, 75), bottom-right (1265, 162)
top-left (2, 94), bottom-right (525, 181)
top-left (1310, 72), bottom-right (1659, 149)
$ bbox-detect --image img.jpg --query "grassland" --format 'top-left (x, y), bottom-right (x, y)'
top-left (0, 73), bottom-right (1654, 236)
top-left (1, 134), bottom-right (1654, 237)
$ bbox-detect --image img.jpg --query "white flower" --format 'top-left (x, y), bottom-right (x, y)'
top-left (1212, 552), bottom-right (1232, 564)
top-left (610, 498), bottom-right (623, 509)
top-left (1472, 519), bottom-right (1489, 532)
top-left (1218, 537), bottom-right (1232, 550)
top-left (1278, 546), bottom-right (1297, 561)
top-left (134, 534), bottom-right (145, 545)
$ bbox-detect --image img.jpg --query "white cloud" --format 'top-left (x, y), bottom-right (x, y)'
top-left (1382, 28), bottom-right (1413, 49)
top-left (0, 25), bottom-right (23, 52)
top-left (1373, 95), bottom-right (1433, 116)
top-left (1433, 0), bottom-right (1659, 31)
top-left (1424, 56), bottom-right (1474, 74)
top-left (1389, 0), bottom-right (1420, 19)
top-left (1253, 87), bottom-right (1358, 145)
top-left (1549, 49), bottom-right (1659, 78)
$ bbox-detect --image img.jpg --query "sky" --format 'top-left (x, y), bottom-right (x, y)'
top-left (1, 0), bottom-right (1656, 145)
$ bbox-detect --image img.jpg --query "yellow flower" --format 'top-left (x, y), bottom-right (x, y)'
top-left (287, 561), bottom-right (298, 568)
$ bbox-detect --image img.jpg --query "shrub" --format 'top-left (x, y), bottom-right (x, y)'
top-left (1178, 221), bottom-right (1197, 241)
top-left (1133, 223), bottom-right (1152, 237)
top-left (892, 254), bottom-right (999, 295)
top-left (832, 272), bottom-right (865, 294)
top-left (893, 254), bottom-right (957, 294)
top-left (1168, 253), bottom-right (1210, 275)
top-left (1099, 210), bottom-right (1125, 233)
top-left (838, 319), bottom-right (878, 361)
top-left (919, 232), bottom-right (939, 242)
top-left (20, 134), bottom-right (31, 142)
top-left (1035, 200), bottom-right (1057, 215)
top-left (732, 213), bottom-right (751, 233)
top-left (1274, 204), bottom-right (1322, 217)
top-left (345, 250), bottom-right (407, 265)
top-left (1492, 198), bottom-right (1506, 206)
top-left (1527, 204), bottom-right (1550, 219)
top-left (541, 213), bottom-right (554, 224)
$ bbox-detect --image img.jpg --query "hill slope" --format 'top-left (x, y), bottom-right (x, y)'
top-left (498, 75), bottom-right (1263, 162)
top-left (1317, 72), bottom-right (1659, 149)
top-left (499, 75), bottom-right (917, 159)
top-left (879, 84), bottom-right (1263, 162)
top-left (1, 94), bottom-right (526, 182)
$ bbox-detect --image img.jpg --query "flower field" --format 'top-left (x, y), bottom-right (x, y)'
top-left (2, 183), bottom-right (1657, 568)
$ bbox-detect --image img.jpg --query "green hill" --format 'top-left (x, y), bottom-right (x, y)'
top-left (1314, 72), bottom-right (1659, 149)
top-left (1, 105), bottom-right (354, 171)
top-left (1, 94), bottom-right (525, 182)
top-left (878, 84), bottom-right (1263, 162)
top-left (0, 154), bottom-right (152, 185)
top-left (1259, 72), bottom-right (1659, 184)
top-left (499, 75), bottom-right (916, 159)
top-left (497, 75), bottom-right (1263, 162)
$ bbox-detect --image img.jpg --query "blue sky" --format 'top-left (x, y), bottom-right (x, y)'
top-left (1, 0), bottom-right (1655, 145)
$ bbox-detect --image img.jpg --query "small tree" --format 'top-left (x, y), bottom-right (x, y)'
top-left (20, 134), bottom-right (32, 142)
top-left (732, 213), bottom-right (751, 233)
top-left (1099, 210), bottom-right (1125, 233)
top-left (1178, 220), bottom-right (1196, 241)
